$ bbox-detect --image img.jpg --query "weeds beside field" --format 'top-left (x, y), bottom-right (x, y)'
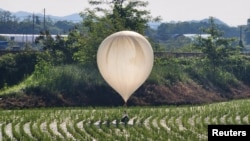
top-left (0, 99), bottom-right (249, 141)
top-left (1, 58), bottom-right (250, 108)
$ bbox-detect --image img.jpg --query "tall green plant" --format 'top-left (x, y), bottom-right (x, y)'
top-left (73, 0), bottom-right (160, 64)
top-left (195, 17), bottom-right (238, 68)
top-left (0, 52), bottom-right (37, 89)
top-left (148, 57), bottom-right (189, 85)
top-left (35, 30), bottom-right (76, 65)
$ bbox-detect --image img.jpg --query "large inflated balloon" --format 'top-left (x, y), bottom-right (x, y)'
top-left (97, 31), bottom-right (154, 103)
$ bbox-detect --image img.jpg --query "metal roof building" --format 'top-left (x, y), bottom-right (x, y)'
top-left (0, 34), bottom-right (67, 43)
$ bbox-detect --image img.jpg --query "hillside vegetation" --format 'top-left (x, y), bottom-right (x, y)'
top-left (1, 53), bottom-right (250, 108)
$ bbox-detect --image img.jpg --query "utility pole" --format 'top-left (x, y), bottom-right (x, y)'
top-left (240, 26), bottom-right (242, 41)
top-left (32, 13), bottom-right (34, 44)
top-left (239, 26), bottom-right (244, 48)
top-left (44, 8), bottom-right (46, 31)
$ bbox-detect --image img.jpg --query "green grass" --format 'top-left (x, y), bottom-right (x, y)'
top-left (0, 64), bottom-right (104, 96)
top-left (0, 75), bottom-right (34, 96)
top-left (0, 99), bottom-right (249, 141)
top-left (1, 55), bottom-right (250, 97)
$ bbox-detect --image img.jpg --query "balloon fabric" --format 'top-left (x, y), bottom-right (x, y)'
top-left (97, 31), bottom-right (154, 104)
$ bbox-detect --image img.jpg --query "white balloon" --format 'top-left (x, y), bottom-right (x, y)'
top-left (97, 31), bottom-right (154, 103)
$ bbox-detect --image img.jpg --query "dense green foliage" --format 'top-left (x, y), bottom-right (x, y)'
top-left (0, 52), bottom-right (37, 89)
top-left (195, 18), bottom-right (239, 66)
top-left (35, 30), bottom-right (77, 64)
top-left (1, 49), bottom-right (250, 106)
top-left (72, 0), bottom-right (159, 64)
top-left (245, 20), bottom-right (250, 45)
top-left (32, 64), bottom-right (103, 94)
top-left (155, 20), bottom-right (239, 41)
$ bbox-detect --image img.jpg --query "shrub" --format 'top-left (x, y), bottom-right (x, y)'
top-left (148, 57), bottom-right (189, 85)
top-left (0, 52), bottom-right (37, 89)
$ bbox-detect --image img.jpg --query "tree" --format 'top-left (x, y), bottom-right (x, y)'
top-left (0, 11), bottom-right (18, 33)
top-left (245, 29), bottom-right (250, 45)
top-left (35, 30), bottom-right (75, 64)
top-left (73, 0), bottom-right (160, 64)
top-left (54, 20), bottom-right (75, 33)
top-left (195, 17), bottom-right (238, 68)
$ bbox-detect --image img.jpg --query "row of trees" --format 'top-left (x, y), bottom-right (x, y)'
top-left (34, 0), bottom-right (242, 67)
top-left (36, 0), bottom-right (160, 65)
top-left (0, 0), bottom-right (245, 86)
top-left (0, 10), bottom-right (76, 34)
top-left (154, 21), bottom-right (239, 41)
top-left (34, 0), bottom-right (249, 92)
top-left (1, 4), bottom-right (245, 47)
top-left (245, 21), bottom-right (250, 45)
top-left (0, 0), bottom-right (160, 89)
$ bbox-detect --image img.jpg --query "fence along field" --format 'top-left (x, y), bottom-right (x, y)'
top-left (0, 99), bottom-right (249, 141)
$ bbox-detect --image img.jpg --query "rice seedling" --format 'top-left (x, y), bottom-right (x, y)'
top-left (0, 99), bottom-right (249, 141)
